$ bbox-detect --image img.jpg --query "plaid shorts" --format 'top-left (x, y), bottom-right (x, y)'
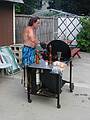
top-left (22, 46), bottom-right (35, 65)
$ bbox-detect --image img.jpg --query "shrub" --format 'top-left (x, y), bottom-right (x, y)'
top-left (77, 17), bottom-right (90, 52)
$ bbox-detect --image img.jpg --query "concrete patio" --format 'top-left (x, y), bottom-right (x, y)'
top-left (0, 52), bottom-right (90, 120)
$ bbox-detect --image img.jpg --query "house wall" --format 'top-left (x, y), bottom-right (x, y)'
top-left (0, 2), bottom-right (13, 46)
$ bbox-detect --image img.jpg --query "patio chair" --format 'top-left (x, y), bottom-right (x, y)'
top-left (64, 40), bottom-right (81, 58)
top-left (0, 46), bottom-right (21, 74)
top-left (0, 51), bottom-right (12, 75)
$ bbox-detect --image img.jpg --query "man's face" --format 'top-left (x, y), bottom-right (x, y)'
top-left (33, 19), bottom-right (40, 29)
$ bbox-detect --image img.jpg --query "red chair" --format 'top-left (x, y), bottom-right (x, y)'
top-left (64, 40), bottom-right (81, 58)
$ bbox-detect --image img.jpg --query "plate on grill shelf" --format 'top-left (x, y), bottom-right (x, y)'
top-left (52, 61), bottom-right (67, 73)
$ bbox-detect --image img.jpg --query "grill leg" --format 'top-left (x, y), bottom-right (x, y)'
top-left (56, 75), bottom-right (61, 109)
top-left (70, 60), bottom-right (74, 92)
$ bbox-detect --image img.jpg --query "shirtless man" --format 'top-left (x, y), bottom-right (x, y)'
top-left (22, 17), bottom-right (40, 65)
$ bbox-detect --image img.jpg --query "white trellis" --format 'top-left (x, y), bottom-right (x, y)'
top-left (57, 16), bottom-right (82, 44)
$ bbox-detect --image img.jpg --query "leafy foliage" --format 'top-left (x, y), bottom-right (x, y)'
top-left (77, 17), bottom-right (90, 52)
top-left (48, 0), bottom-right (90, 16)
top-left (15, 0), bottom-right (42, 14)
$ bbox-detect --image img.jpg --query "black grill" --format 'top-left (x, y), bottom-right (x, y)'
top-left (47, 40), bottom-right (71, 62)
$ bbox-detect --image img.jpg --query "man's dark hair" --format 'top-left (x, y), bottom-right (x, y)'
top-left (28, 16), bottom-right (40, 26)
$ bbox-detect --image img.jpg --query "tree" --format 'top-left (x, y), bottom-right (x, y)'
top-left (48, 0), bottom-right (90, 16)
top-left (48, 0), bottom-right (61, 9)
top-left (77, 17), bottom-right (90, 52)
top-left (61, 0), bottom-right (90, 15)
top-left (15, 0), bottom-right (42, 14)
top-left (47, 0), bottom-right (55, 9)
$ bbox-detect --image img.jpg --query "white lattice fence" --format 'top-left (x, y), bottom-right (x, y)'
top-left (57, 16), bottom-right (82, 44)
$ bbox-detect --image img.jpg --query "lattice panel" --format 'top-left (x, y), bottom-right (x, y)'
top-left (57, 16), bottom-right (81, 41)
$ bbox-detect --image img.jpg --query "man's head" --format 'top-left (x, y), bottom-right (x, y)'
top-left (28, 17), bottom-right (40, 29)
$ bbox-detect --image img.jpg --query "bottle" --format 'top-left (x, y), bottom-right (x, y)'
top-left (57, 52), bottom-right (61, 61)
top-left (45, 60), bottom-right (48, 66)
top-left (36, 69), bottom-right (40, 85)
top-left (35, 50), bottom-right (40, 64)
top-left (48, 44), bottom-right (52, 65)
top-left (44, 49), bottom-right (48, 60)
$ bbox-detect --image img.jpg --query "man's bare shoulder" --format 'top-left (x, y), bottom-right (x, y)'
top-left (23, 26), bottom-right (33, 37)
top-left (24, 26), bottom-right (32, 32)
